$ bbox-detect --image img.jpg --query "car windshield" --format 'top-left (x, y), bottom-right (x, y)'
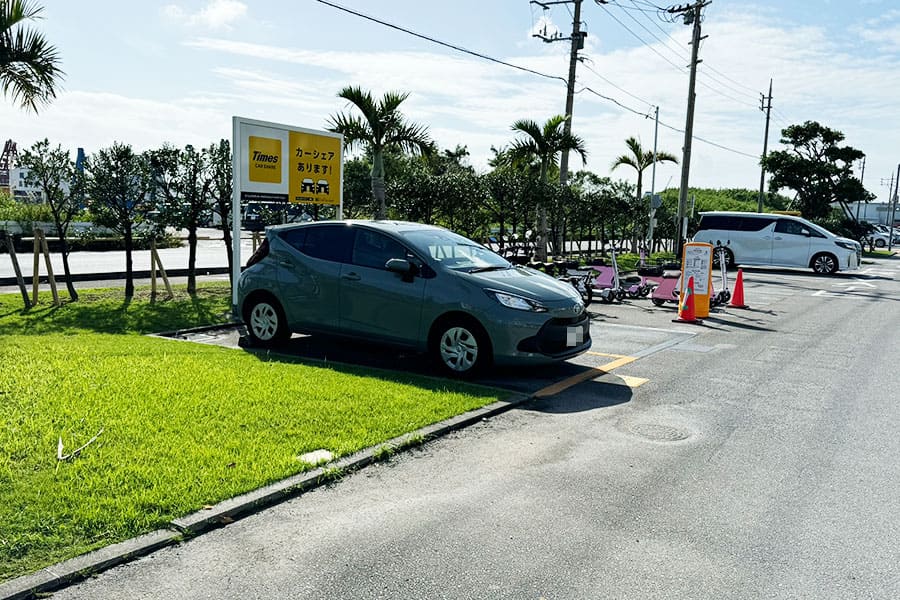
top-left (403, 229), bottom-right (511, 272)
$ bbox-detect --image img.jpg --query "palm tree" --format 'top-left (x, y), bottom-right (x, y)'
top-left (611, 136), bottom-right (677, 250)
top-left (1, 0), bottom-right (64, 112)
top-left (327, 86), bottom-right (432, 219)
top-left (508, 115), bottom-right (587, 260)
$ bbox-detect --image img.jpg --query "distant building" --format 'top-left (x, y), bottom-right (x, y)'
top-left (9, 167), bottom-right (46, 202)
top-left (847, 201), bottom-right (899, 226)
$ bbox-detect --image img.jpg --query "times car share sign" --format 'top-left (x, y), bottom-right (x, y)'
top-left (233, 116), bottom-right (343, 208)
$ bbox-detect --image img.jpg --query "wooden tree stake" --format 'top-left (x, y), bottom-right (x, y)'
top-left (1, 231), bottom-right (30, 308)
top-left (31, 228), bottom-right (60, 307)
top-left (150, 240), bottom-right (173, 302)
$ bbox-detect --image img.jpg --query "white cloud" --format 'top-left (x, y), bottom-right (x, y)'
top-left (162, 0), bottom-right (248, 30)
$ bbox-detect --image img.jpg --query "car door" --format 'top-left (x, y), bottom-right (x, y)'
top-left (771, 218), bottom-right (812, 267)
top-left (739, 217), bottom-right (777, 264)
top-left (339, 228), bottom-right (427, 345)
top-left (275, 225), bottom-right (351, 332)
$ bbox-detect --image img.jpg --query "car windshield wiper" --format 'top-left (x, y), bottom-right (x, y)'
top-left (468, 265), bottom-right (511, 273)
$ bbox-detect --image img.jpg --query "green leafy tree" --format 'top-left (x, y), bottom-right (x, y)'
top-left (508, 115), bottom-right (587, 259)
top-left (0, 0), bottom-right (63, 111)
top-left (86, 143), bottom-right (153, 299)
top-left (205, 139), bottom-right (234, 281)
top-left (327, 86), bottom-right (433, 219)
top-left (18, 138), bottom-right (83, 300)
top-left (762, 121), bottom-right (874, 220)
top-left (149, 144), bottom-right (212, 294)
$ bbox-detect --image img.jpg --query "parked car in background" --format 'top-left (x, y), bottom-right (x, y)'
top-left (692, 211), bottom-right (861, 275)
top-left (865, 230), bottom-right (900, 248)
top-left (241, 201), bottom-right (311, 231)
top-left (237, 220), bottom-right (592, 376)
top-left (865, 224), bottom-right (900, 248)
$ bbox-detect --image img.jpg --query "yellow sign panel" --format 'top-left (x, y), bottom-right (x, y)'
top-left (247, 136), bottom-right (282, 184)
top-left (680, 242), bottom-right (714, 318)
top-left (288, 131), bottom-right (342, 205)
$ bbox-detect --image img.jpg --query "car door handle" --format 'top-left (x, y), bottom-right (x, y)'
top-left (278, 260), bottom-right (294, 269)
top-left (342, 272), bottom-right (361, 281)
top-left (774, 236), bottom-right (783, 240)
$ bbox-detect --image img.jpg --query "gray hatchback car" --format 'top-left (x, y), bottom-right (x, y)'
top-left (237, 220), bottom-right (591, 376)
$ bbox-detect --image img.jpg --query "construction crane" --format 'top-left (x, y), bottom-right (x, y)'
top-left (0, 140), bottom-right (17, 194)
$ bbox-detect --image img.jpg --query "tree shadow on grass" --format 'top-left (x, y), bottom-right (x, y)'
top-left (0, 288), bottom-right (230, 337)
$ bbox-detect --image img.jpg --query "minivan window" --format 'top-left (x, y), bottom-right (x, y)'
top-left (352, 230), bottom-right (410, 270)
top-left (740, 217), bottom-right (776, 231)
top-left (699, 215), bottom-right (742, 230)
top-left (300, 225), bottom-right (353, 263)
top-left (774, 219), bottom-right (807, 236)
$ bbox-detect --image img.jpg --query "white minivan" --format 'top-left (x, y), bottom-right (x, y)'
top-left (693, 211), bottom-right (861, 275)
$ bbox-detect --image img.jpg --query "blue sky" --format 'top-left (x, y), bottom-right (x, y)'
top-left (6, 0), bottom-right (900, 200)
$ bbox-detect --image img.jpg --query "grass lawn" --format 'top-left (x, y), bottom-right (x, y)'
top-left (0, 283), bottom-right (508, 582)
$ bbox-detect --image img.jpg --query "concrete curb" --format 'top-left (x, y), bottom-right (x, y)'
top-left (0, 393), bottom-right (532, 600)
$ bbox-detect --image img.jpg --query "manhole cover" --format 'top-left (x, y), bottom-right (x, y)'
top-left (627, 422), bottom-right (691, 442)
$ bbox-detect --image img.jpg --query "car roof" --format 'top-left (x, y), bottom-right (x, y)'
top-left (266, 220), bottom-right (449, 235)
top-left (699, 211), bottom-right (787, 217)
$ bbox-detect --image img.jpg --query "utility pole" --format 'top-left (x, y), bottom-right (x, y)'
top-left (531, 0), bottom-right (585, 260)
top-left (673, 0), bottom-right (709, 259)
top-left (855, 156), bottom-right (866, 221)
top-left (757, 78), bottom-right (773, 213)
top-left (647, 105), bottom-right (660, 251)
top-left (889, 163), bottom-right (899, 252)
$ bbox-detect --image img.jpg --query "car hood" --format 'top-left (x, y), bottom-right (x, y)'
top-left (836, 236), bottom-right (861, 247)
top-left (460, 266), bottom-right (581, 302)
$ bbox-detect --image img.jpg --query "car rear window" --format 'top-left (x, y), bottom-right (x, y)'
top-left (298, 225), bottom-right (353, 263)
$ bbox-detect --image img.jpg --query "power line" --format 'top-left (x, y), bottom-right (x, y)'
top-left (625, 0), bottom-right (761, 98)
top-left (314, 0), bottom-right (567, 84)
top-left (316, 0), bottom-right (757, 161)
top-left (597, 1), bottom-right (759, 109)
top-left (578, 58), bottom-right (655, 108)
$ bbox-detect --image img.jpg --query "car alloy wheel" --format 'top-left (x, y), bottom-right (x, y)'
top-left (812, 253), bottom-right (837, 275)
top-left (439, 326), bottom-right (479, 373)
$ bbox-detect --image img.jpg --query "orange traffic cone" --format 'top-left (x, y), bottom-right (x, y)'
top-left (673, 275), bottom-right (702, 324)
top-left (729, 269), bottom-right (749, 309)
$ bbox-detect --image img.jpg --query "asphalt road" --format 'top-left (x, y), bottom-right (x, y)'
top-left (33, 257), bottom-right (900, 599)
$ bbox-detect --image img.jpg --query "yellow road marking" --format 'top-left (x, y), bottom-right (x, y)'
top-left (586, 351), bottom-right (630, 359)
top-left (617, 375), bottom-right (650, 388)
top-left (533, 355), bottom-right (637, 398)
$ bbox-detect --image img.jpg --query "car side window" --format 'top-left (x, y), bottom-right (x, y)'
top-left (775, 219), bottom-right (805, 235)
top-left (301, 225), bottom-right (353, 263)
top-left (278, 228), bottom-right (307, 251)
top-left (352, 230), bottom-right (410, 270)
top-left (741, 217), bottom-right (776, 231)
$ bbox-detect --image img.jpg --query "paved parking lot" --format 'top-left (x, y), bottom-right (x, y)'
top-left (162, 255), bottom-right (900, 401)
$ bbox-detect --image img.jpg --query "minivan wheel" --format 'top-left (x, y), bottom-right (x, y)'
top-left (244, 296), bottom-right (290, 346)
top-left (712, 248), bottom-right (735, 269)
top-left (433, 319), bottom-right (489, 377)
top-left (811, 253), bottom-right (838, 275)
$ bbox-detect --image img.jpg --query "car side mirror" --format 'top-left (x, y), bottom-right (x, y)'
top-left (386, 258), bottom-right (417, 281)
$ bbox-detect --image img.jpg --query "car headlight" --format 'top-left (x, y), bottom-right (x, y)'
top-left (835, 240), bottom-right (857, 250)
top-left (486, 289), bottom-right (548, 312)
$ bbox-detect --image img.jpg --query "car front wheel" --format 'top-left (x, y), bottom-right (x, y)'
top-left (245, 296), bottom-right (290, 346)
top-left (811, 253), bottom-right (838, 275)
top-left (433, 319), bottom-right (489, 377)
